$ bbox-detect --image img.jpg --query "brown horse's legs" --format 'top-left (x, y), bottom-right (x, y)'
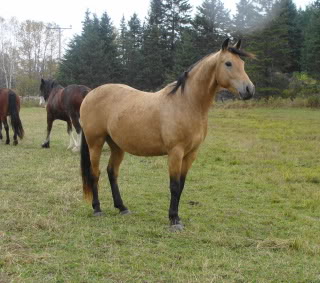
top-left (70, 115), bottom-right (81, 150)
top-left (42, 116), bottom-right (54, 148)
top-left (106, 136), bottom-right (129, 214)
top-left (0, 120), bottom-right (2, 140)
top-left (70, 114), bottom-right (81, 134)
top-left (88, 137), bottom-right (105, 215)
top-left (3, 118), bottom-right (10, 145)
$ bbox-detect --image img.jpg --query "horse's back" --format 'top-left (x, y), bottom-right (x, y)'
top-left (53, 84), bottom-right (91, 116)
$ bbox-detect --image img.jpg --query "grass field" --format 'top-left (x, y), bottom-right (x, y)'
top-left (0, 106), bottom-right (320, 282)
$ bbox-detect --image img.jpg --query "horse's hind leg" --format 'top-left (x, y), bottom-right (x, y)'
top-left (3, 118), bottom-right (10, 145)
top-left (106, 136), bottom-right (129, 214)
top-left (66, 120), bottom-right (75, 150)
top-left (87, 136), bottom-right (105, 216)
top-left (13, 129), bottom-right (18, 146)
top-left (70, 114), bottom-right (82, 151)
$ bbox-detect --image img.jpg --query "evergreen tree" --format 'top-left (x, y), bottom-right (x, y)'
top-left (98, 12), bottom-right (121, 84)
top-left (192, 0), bottom-right (231, 57)
top-left (58, 11), bottom-right (104, 87)
top-left (125, 13), bottom-right (144, 88)
top-left (268, 0), bottom-right (301, 73)
top-left (118, 16), bottom-right (128, 69)
top-left (140, 0), bottom-right (167, 90)
top-left (301, 0), bottom-right (320, 78)
top-left (163, 0), bottom-right (192, 51)
top-left (232, 0), bottom-right (261, 38)
top-left (58, 10), bottom-right (120, 88)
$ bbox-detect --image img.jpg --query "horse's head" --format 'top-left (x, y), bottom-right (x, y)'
top-left (39, 79), bottom-right (56, 106)
top-left (215, 38), bottom-right (255, 100)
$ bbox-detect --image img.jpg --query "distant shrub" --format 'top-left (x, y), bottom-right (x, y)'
top-left (256, 87), bottom-right (281, 99)
top-left (306, 95), bottom-right (320, 108)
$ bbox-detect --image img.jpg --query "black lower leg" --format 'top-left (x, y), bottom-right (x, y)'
top-left (107, 167), bottom-right (128, 212)
top-left (42, 119), bottom-right (53, 148)
top-left (4, 120), bottom-right (9, 144)
top-left (169, 176), bottom-right (183, 225)
top-left (92, 182), bottom-right (102, 215)
top-left (13, 132), bottom-right (18, 145)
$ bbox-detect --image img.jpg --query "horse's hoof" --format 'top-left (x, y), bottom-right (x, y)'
top-left (5, 141), bottom-right (10, 145)
top-left (93, 211), bottom-right (104, 217)
top-left (41, 143), bottom-right (50, 148)
top-left (13, 141), bottom-right (18, 146)
top-left (72, 146), bottom-right (80, 152)
top-left (120, 209), bottom-right (131, 215)
top-left (170, 223), bottom-right (184, 232)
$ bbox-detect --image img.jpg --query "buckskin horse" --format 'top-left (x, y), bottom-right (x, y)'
top-left (0, 88), bottom-right (24, 145)
top-left (80, 38), bottom-right (255, 231)
top-left (39, 79), bottom-right (91, 151)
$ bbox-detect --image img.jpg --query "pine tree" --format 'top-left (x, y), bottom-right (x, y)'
top-left (140, 0), bottom-right (167, 90)
top-left (192, 0), bottom-right (231, 57)
top-left (98, 12), bottom-right (121, 84)
top-left (163, 0), bottom-right (192, 51)
top-left (58, 11), bottom-right (104, 87)
top-left (232, 0), bottom-right (261, 38)
top-left (126, 13), bottom-right (144, 88)
top-left (301, 0), bottom-right (320, 78)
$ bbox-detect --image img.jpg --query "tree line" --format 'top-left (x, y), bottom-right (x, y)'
top-left (1, 0), bottom-right (320, 99)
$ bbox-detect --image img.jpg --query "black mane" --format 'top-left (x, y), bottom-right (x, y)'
top-left (168, 55), bottom-right (210, 96)
top-left (40, 79), bottom-right (63, 101)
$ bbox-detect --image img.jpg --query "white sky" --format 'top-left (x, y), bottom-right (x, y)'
top-left (1, 0), bottom-right (313, 42)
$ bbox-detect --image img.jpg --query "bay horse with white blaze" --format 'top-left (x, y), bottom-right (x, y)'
top-left (80, 38), bottom-right (255, 231)
top-left (39, 79), bottom-right (91, 151)
top-left (0, 88), bottom-right (24, 145)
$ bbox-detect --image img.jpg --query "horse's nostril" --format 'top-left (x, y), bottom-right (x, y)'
top-left (246, 86), bottom-right (250, 93)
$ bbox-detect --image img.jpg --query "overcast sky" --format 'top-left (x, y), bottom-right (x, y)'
top-left (1, 0), bottom-right (314, 41)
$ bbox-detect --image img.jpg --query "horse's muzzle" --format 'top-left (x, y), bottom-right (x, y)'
top-left (239, 84), bottom-right (255, 100)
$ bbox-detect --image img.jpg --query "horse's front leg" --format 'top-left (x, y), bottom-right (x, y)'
top-left (42, 115), bottom-right (53, 148)
top-left (168, 149), bottom-right (198, 231)
top-left (168, 148), bottom-right (184, 231)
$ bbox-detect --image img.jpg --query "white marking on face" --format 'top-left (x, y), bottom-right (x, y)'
top-left (39, 96), bottom-right (46, 106)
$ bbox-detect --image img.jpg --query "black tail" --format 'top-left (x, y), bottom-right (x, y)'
top-left (8, 91), bottom-right (24, 139)
top-left (80, 131), bottom-right (94, 201)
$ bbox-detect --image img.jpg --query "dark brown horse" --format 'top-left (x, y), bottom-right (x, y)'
top-left (0, 88), bottom-right (24, 145)
top-left (80, 39), bottom-right (255, 231)
top-left (39, 79), bottom-right (91, 151)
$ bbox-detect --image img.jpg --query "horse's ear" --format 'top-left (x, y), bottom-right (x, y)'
top-left (221, 38), bottom-right (229, 51)
top-left (234, 39), bottom-right (242, 49)
top-left (41, 78), bottom-right (44, 84)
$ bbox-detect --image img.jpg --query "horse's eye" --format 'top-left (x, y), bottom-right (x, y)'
top-left (225, 61), bottom-right (232, 67)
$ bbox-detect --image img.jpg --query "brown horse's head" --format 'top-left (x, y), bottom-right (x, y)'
top-left (215, 38), bottom-right (255, 100)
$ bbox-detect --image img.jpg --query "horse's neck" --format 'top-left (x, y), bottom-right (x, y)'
top-left (48, 86), bottom-right (62, 100)
top-left (184, 53), bottom-right (219, 113)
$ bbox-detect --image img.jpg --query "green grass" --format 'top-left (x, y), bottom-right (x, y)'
top-left (0, 107), bottom-right (320, 282)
